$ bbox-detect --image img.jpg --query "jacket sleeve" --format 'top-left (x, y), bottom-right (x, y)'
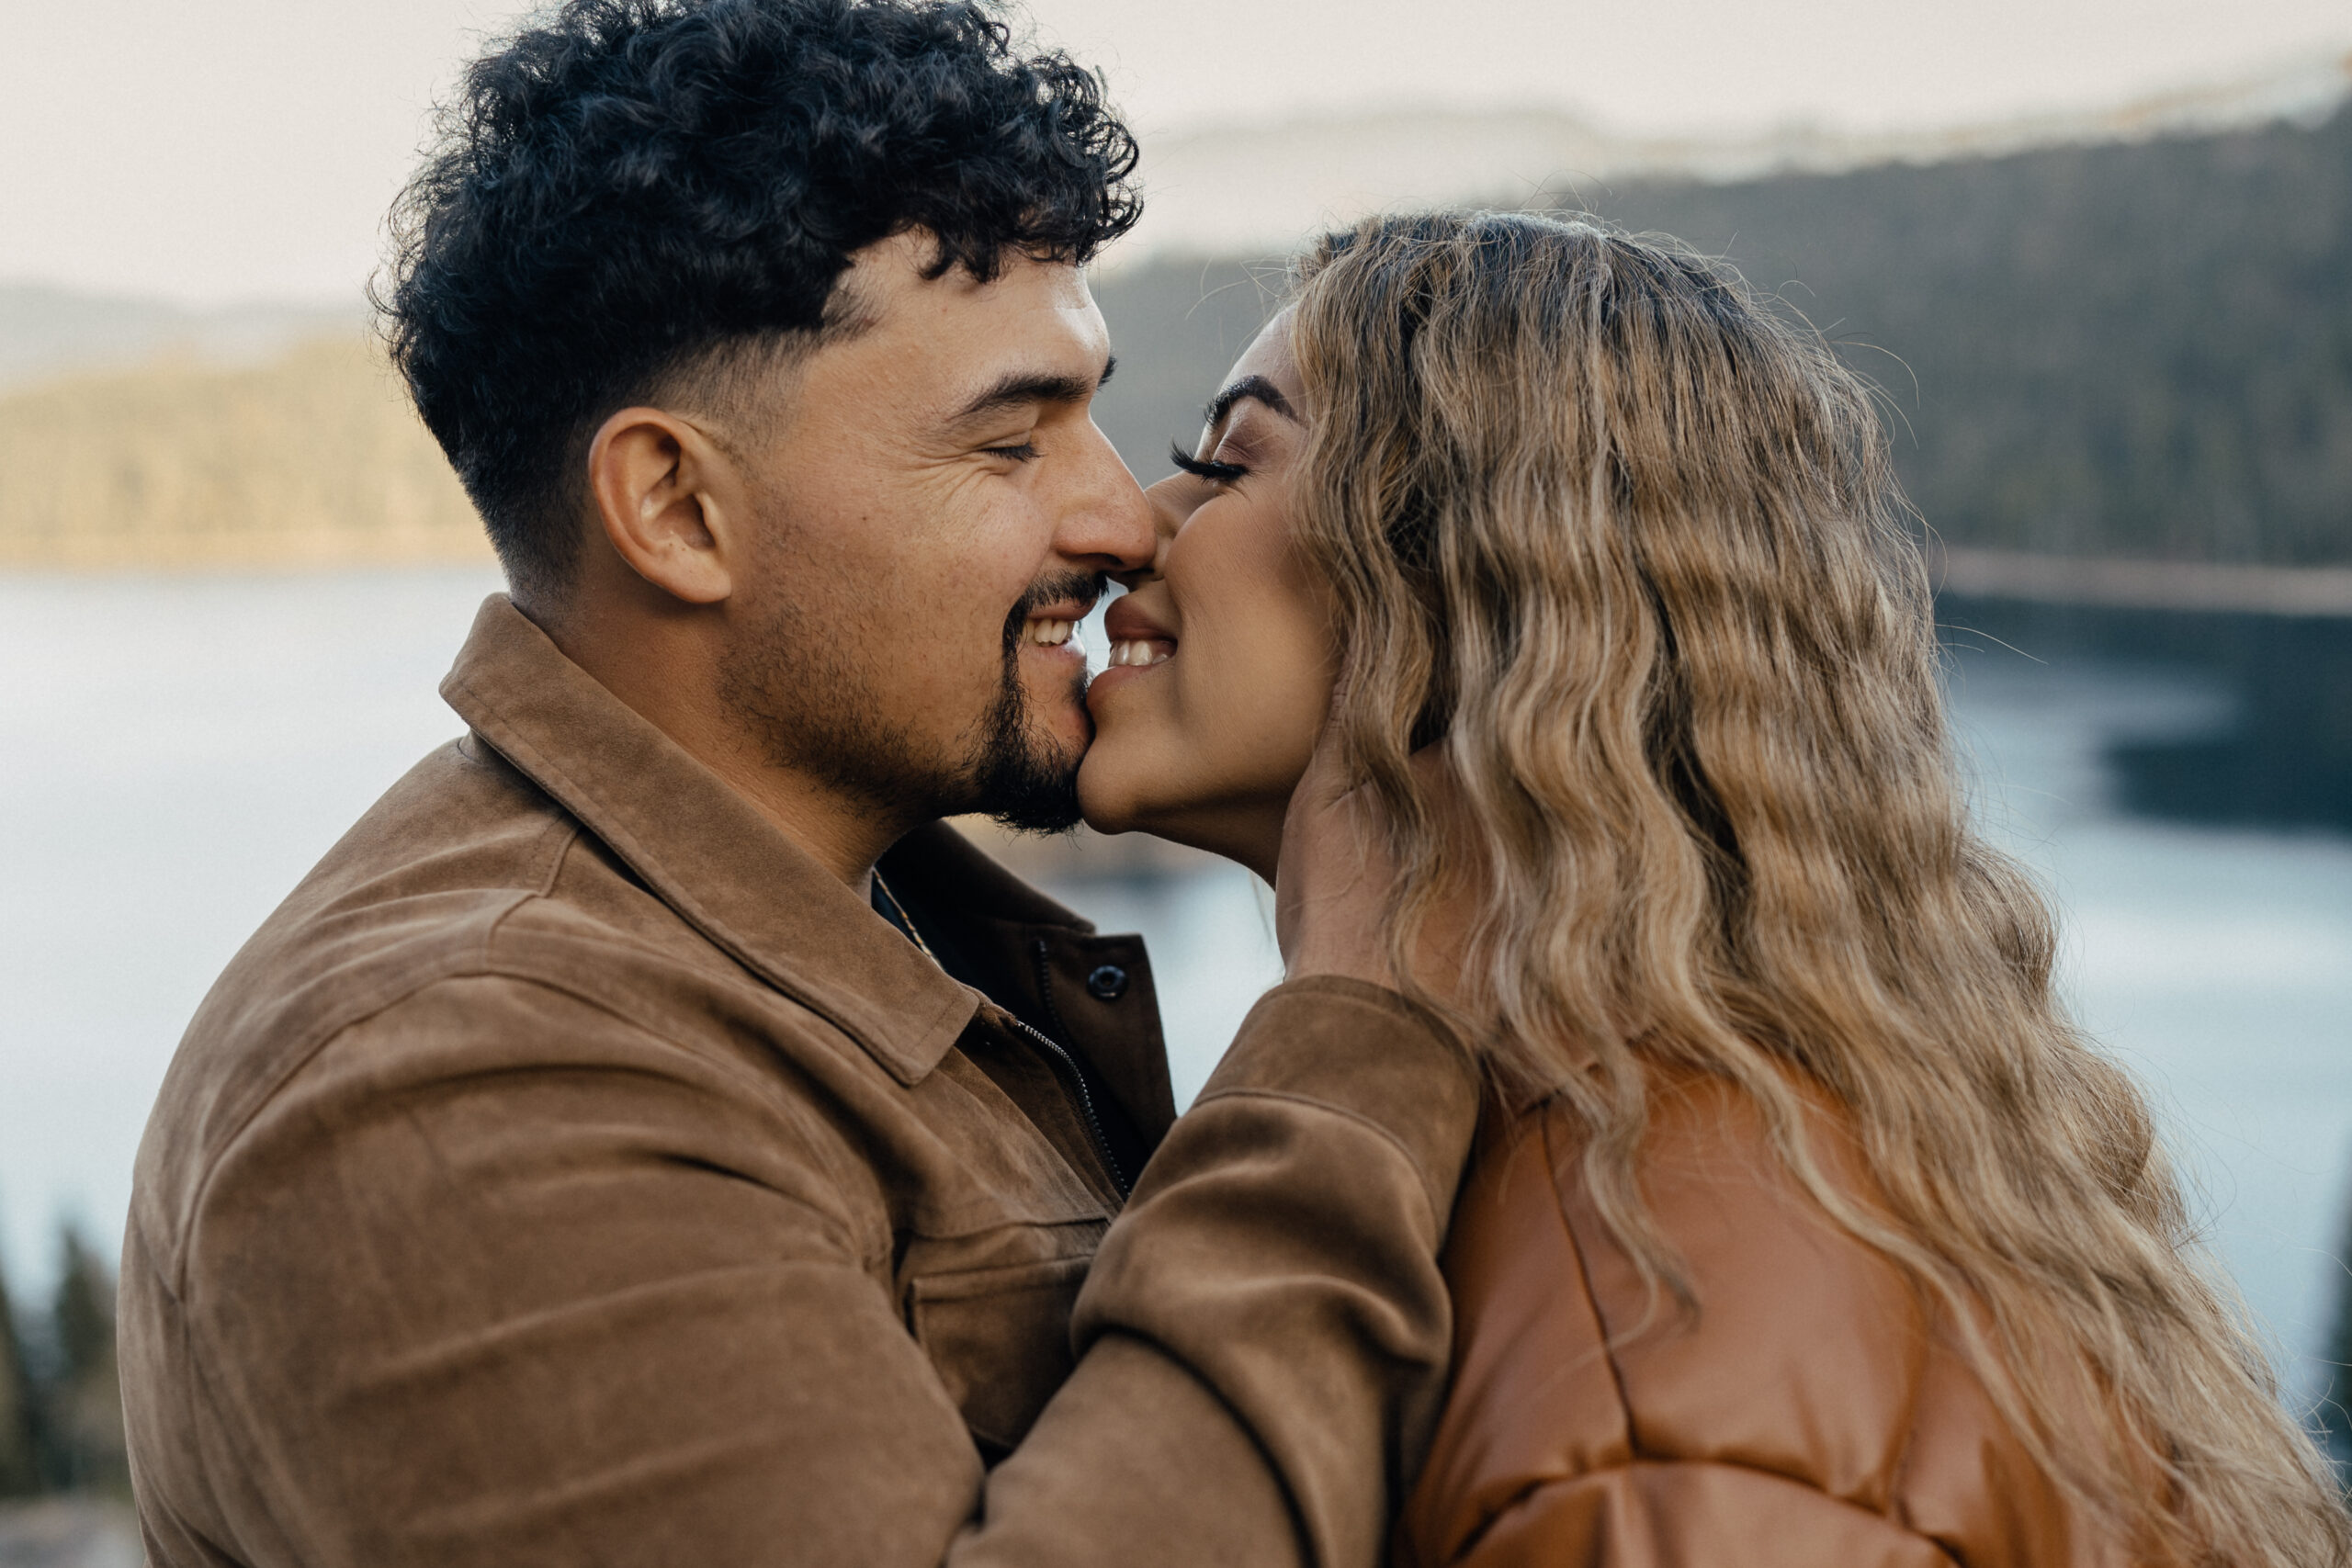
top-left (961, 976), bottom-right (1479, 1568)
top-left (158, 974), bottom-right (1476, 1568)
top-left (1442, 1463), bottom-right (1961, 1568)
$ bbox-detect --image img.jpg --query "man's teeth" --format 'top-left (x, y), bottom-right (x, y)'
top-left (1026, 618), bottom-right (1078, 648)
top-left (1107, 639), bottom-right (1171, 668)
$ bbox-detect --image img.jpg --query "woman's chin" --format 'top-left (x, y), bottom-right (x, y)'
top-left (1076, 703), bottom-right (1178, 833)
top-left (1075, 750), bottom-right (1193, 850)
top-left (1074, 749), bottom-right (1144, 838)
top-left (1076, 718), bottom-right (1285, 877)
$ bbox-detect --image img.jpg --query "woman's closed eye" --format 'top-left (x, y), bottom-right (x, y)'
top-left (1170, 442), bottom-right (1247, 483)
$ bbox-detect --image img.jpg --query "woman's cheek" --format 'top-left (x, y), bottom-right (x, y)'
top-left (1261, 667), bottom-right (1331, 793)
top-left (1201, 620), bottom-right (1306, 789)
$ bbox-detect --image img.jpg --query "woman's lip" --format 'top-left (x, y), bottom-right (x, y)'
top-left (1085, 658), bottom-right (1165, 714)
top-left (1102, 598), bottom-right (1176, 644)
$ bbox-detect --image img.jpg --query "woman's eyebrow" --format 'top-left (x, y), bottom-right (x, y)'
top-left (1203, 374), bottom-right (1296, 431)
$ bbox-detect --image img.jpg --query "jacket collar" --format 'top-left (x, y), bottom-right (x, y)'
top-left (439, 594), bottom-right (978, 1085)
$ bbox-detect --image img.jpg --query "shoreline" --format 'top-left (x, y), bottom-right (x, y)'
top-left (0, 531), bottom-right (492, 574)
top-left (8, 544), bottom-right (2352, 620)
top-left (1933, 547), bottom-right (2352, 618)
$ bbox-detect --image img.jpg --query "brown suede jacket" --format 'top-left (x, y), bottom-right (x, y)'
top-left (121, 596), bottom-right (1479, 1568)
top-left (1397, 1071), bottom-right (2124, 1568)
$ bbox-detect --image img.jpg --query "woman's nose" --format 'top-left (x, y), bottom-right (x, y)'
top-left (1113, 474), bottom-right (1187, 585)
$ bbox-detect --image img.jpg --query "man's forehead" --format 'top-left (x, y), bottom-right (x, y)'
top-left (789, 240), bottom-right (1107, 424)
top-left (845, 235), bottom-right (1102, 344)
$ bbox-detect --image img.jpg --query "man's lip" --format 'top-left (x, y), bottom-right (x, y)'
top-left (1023, 597), bottom-right (1097, 626)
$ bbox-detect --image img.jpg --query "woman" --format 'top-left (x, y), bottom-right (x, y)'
top-left (1079, 212), bottom-right (2350, 1565)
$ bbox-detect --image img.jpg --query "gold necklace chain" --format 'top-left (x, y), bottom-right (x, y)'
top-left (870, 871), bottom-right (939, 965)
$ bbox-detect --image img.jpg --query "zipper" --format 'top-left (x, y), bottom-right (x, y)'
top-left (1022, 940), bottom-right (1131, 1200)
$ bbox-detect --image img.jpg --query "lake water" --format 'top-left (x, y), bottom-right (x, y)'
top-left (4, 569), bottom-right (2349, 1401)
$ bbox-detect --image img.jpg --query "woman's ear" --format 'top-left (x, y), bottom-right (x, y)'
top-left (585, 406), bottom-right (738, 605)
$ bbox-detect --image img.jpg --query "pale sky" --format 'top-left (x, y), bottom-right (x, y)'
top-left (2, 0), bottom-right (2344, 304)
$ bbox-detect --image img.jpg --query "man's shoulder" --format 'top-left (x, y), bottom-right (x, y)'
top-left (166, 735), bottom-right (571, 1084)
top-left (133, 736), bottom-right (854, 1255)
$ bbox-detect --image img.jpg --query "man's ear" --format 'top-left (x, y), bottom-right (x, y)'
top-left (585, 407), bottom-right (740, 605)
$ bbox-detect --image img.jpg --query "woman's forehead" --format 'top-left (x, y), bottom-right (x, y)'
top-left (1227, 308), bottom-right (1300, 396)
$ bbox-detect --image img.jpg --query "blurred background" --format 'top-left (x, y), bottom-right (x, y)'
top-left (4, 0), bottom-right (2350, 1552)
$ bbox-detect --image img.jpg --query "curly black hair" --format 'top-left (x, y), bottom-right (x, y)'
top-left (381, 0), bottom-right (1141, 596)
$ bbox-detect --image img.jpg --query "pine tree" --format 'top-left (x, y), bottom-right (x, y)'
top-left (0, 1243), bottom-right (42, 1496)
top-left (43, 1224), bottom-right (128, 1495)
top-left (51, 1229), bottom-right (111, 1397)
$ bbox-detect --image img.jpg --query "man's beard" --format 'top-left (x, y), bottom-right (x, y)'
top-left (718, 570), bottom-right (1098, 835)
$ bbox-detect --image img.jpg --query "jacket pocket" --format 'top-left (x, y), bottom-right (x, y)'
top-left (907, 1255), bottom-right (1090, 1459)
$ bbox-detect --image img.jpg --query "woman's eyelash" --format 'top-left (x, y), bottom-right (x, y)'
top-left (1169, 442), bottom-right (1247, 482)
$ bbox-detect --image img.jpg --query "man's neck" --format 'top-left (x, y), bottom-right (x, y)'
top-left (697, 740), bottom-right (906, 887)
top-left (525, 596), bottom-right (904, 886)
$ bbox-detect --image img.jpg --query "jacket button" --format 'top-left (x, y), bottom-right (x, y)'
top-left (1085, 964), bottom-right (1129, 1001)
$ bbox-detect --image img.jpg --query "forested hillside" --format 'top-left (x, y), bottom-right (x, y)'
top-left (0, 338), bottom-right (482, 569)
top-left (1091, 101), bottom-right (2352, 567)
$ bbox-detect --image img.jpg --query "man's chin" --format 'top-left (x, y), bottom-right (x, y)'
top-left (980, 761), bottom-right (1085, 833)
top-left (969, 726), bottom-right (1087, 833)
top-left (962, 664), bottom-right (1090, 831)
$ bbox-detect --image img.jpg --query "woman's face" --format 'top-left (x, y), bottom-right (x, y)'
top-left (1077, 314), bottom-right (1332, 882)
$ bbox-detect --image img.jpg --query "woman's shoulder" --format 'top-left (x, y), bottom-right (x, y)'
top-left (1400, 1067), bottom-right (2093, 1568)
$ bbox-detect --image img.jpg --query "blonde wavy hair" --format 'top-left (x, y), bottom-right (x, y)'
top-left (1283, 210), bottom-right (2348, 1565)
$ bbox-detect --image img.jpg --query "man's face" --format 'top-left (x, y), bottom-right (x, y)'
top-left (713, 232), bottom-right (1152, 831)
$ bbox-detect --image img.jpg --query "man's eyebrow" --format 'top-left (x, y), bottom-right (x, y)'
top-left (946, 355), bottom-right (1117, 424)
top-left (1203, 374), bottom-right (1296, 432)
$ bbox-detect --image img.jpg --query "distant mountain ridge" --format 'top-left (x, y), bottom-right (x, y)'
top-left (1114, 48), bottom-right (2352, 263)
top-left (1088, 87), bottom-right (2352, 571)
top-left (0, 286), bottom-right (363, 394)
top-left (0, 290), bottom-right (367, 400)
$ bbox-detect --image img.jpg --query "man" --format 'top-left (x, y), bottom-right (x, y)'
top-left (119, 3), bottom-right (1477, 1564)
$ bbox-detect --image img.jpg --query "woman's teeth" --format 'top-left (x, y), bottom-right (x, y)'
top-left (1107, 639), bottom-right (1171, 668)
top-left (1026, 618), bottom-right (1078, 648)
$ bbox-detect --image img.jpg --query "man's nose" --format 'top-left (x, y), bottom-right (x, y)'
top-left (1053, 423), bottom-right (1158, 574)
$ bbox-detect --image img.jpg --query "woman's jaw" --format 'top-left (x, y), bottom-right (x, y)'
top-left (1075, 315), bottom-right (1329, 884)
